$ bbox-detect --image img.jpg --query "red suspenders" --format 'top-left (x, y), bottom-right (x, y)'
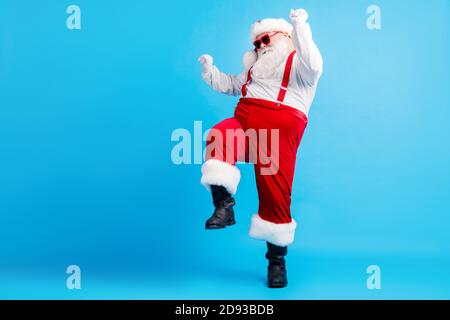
top-left (241, 67), bottom-right (253, 97)
top-left (241, 50), bottom-right (296, 105)
top-left (276, 50), bottom-right (296, 103)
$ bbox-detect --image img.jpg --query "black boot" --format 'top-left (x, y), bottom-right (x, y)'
top-left (265, 242), bottom-right (288, 288)
top-left (205, 185), bottom-right (236, 229)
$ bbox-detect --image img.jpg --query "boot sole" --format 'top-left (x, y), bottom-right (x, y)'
top-left (268, 282), bottom-right (288, 288)
top-left (205, 220), bottom-right (235, 229)
top-left (205, 224), bottom-right (226, 230)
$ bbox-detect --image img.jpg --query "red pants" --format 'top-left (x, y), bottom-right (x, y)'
top-left (201, 98), bottom-right (308, 246)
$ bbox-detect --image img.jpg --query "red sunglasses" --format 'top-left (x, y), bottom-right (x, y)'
top-left (253, 31), bottom-right (287, 49)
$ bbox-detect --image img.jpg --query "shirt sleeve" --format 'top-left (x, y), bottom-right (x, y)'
top-left (201, 65), bottom-right (247, 97)
top-left (291, 20), bottom-right (323, 86)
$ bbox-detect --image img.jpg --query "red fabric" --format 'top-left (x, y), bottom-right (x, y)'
top-left (205, 98), bottom-right (308, 224)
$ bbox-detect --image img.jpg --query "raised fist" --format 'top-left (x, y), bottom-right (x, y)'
top-left (198, 54), bottom-right (213, 73)
top-left (289, 9), bottom-right (308, 24)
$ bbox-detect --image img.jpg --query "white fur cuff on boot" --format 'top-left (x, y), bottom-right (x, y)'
top-left (249, 214), bottom-right (297, 246)
top-left (200, 159), bottom-right (241, 195)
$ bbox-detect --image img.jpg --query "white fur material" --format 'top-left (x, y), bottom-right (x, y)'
top-left (249, 214), bottom-right (297, 246)
top-left (251, 18), bottom-right (293, 41)
top-left (201, 159), bottom-right (241, 195)
top-left (242, 50), bottom-right (257, 71)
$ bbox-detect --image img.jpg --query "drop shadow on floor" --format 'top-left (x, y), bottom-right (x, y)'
top-left (187, 255), bottom-right (267, 288)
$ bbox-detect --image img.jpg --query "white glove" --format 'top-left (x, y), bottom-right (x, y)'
top-left (289, 9), bottom-right (308, 24)
top-left (198, 54), bottom-right (213, 74)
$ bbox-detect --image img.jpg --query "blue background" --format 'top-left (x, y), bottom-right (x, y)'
top-left (0, 0), bottom-right (449, 299)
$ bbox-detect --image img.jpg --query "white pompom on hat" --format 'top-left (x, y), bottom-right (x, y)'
top-left (251, 18), bottom-right (293, 41)
top-left (242, 50), bottom-right (257, 71)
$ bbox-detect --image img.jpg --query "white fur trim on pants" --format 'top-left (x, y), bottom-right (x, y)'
top-left (249, 214), bottom-right (297, 246)
top-left (200, 159), bottom-right (241, 195)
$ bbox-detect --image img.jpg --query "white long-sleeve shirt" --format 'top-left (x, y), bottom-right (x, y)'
top-left (201, 19), bottom-right (323, 117)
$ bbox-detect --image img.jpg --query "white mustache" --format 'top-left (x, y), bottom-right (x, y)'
top-left (259, 47), bottom-right (273, 56)
top-left (252, 39), bottom-right (290, 78)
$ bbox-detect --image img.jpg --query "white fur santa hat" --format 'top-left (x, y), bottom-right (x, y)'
top-left (251, 18), bottom-right (293, 41)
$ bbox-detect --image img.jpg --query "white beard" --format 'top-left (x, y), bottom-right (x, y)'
top-left (251, 38), bottom-right (291, 79)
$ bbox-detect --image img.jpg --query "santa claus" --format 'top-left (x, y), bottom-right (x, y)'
top-left (198, 9), bottom-right (323, 288)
